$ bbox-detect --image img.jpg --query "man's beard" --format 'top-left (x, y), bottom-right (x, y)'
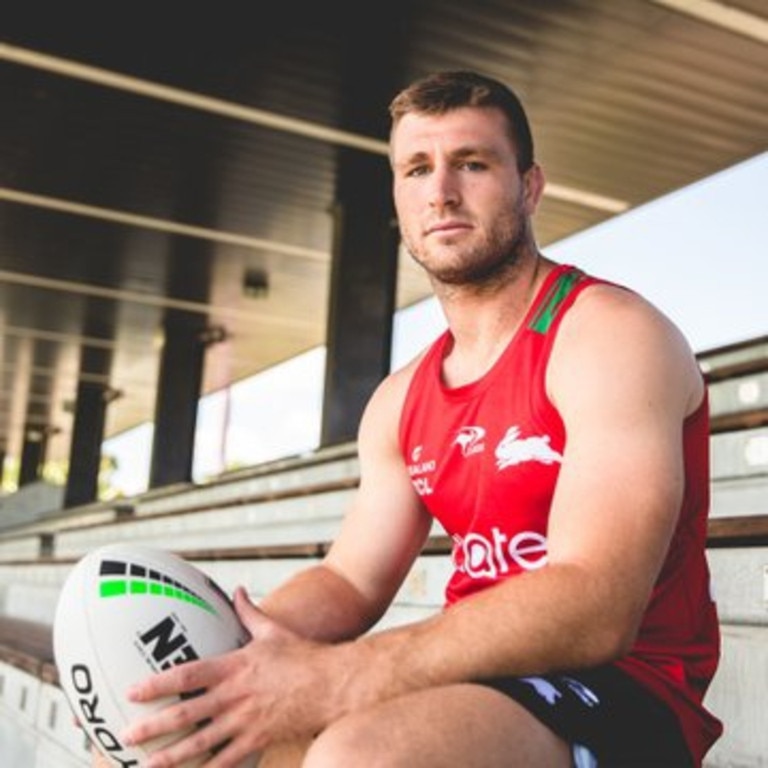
top-left (405, 213), bottom-right (530, 290)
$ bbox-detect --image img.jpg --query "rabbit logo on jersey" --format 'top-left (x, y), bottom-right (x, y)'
top-left (452, 527), bottom-right (548, 579)
top-left (495, 426), bottom-right (562, 470)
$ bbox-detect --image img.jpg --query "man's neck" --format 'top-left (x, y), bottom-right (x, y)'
top-left (437, 253), bottom-right (554, 388)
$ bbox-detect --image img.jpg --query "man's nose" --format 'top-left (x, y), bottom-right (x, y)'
top-left (428, 168), bottom-right (460, 210)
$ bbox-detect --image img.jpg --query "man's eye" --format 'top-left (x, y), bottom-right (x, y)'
top-left (406, 166), bottom-right (429, 178)
top-left (460, 161), bottom-right (486, 171)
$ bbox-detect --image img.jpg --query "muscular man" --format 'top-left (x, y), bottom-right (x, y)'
top-left (100, 70), bottom-right (722, 767)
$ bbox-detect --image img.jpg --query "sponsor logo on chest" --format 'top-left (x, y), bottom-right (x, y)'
top-left (407, 424), bottom-right (562, 494)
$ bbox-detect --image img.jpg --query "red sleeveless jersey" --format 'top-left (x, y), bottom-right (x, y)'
top-left (398, 264), bottom-right (722, 763)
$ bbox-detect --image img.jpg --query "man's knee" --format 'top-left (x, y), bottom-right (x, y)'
top-left (303, 712), bottom-right (401, 768)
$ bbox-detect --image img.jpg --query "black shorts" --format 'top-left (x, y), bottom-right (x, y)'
top-left (477, 665), bottom-right (693, 767)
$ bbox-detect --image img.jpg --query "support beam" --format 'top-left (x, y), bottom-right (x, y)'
top-left (64, 382), bottom-right (112, 508)
top-left (18, 425), bottom-right (47, 486)
top-left (321, 5), bottom-right (403, 446)
top-left (64, 304), bottom-right (116, 508)
top-left (321, 153), bottom-right (399, 445)
top-left (149, 310), bottom-right (207, 488)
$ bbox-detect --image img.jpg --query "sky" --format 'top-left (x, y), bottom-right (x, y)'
top-left (104, 150), bottom-right (768, 496)
top-left (547, 151), bottom-right (767, 355)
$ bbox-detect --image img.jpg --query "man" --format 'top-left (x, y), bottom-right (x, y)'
top-left (105, 71), bottom-right (722, 766)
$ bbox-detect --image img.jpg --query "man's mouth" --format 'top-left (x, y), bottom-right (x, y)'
top-left (425, 221), bottom-right (471, 236)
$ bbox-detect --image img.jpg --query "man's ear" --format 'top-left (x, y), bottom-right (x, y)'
top-left (523, 163), bottom-right (546, 215)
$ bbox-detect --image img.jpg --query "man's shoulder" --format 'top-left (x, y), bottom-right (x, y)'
top-left (550, 278), bottom-right (703, 412)
top-left (566, 276), bottom-right (676, 335)
top-left (377, 350), bottom-right (428, 408)
top-left (362, 351), bottom-right (428, 431)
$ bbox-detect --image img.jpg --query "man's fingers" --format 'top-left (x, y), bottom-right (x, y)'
top-left (139, 706), bottom-right (244, 768)
top-left (127, 655), bottom-right (223, 703)
top-left (123, 686), bottom-right (217, 746)
top-left (205, 730), bottom-right (261, 768)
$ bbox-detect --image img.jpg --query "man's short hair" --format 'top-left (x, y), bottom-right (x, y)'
top-left (388, 70), bottom-right (535, 172)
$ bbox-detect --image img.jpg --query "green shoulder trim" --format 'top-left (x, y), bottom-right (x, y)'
top-left (528, 268), bottom-right (585, 334)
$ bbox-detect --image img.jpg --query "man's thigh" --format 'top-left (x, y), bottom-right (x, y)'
top-left (303, 682), bottom-right (572, 768)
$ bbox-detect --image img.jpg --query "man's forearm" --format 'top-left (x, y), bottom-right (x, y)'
top-left (327, 560), bottom-right (640, 719)
top-left (258, 563), bottom-right (383, 642)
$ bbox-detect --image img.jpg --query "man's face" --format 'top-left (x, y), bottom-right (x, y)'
top-left (390, 106), bottom-right (540, 287)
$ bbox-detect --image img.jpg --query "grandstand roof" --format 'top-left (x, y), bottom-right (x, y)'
top-left (1, 1), bottom-right (767, 465)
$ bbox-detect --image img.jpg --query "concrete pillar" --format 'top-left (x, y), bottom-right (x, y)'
top-left (148, 310), bottom-right (208, 489)
top-left (321, 154), bottom-right (400, 445)
top-left (18, 425), bottom-right (48, 486)
top-left (64, 382), bottom-right (114, 508)
top-left (63, 300), bottom-right (117, 507)
top-left (321, 7), bottom-right (403, 445)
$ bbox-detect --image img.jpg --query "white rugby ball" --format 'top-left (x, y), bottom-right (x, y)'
top-left (54, 543), bottom-right (252, 767)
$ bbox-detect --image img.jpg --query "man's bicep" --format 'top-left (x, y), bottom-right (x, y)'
top-left (549, 415), bottom-right (683, 563)
top-left (546, 292), bottom-right (692, 622)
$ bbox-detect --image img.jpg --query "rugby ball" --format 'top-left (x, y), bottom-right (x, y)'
top-left (53, 543), bottom-right (252, 767)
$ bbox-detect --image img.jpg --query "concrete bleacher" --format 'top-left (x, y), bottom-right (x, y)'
top-left (1, 337), bottom-right (767, 766)
top-left (0, 441), bottom-right (453, 767)
top-left (697, 337), bottom-right (768, 767)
